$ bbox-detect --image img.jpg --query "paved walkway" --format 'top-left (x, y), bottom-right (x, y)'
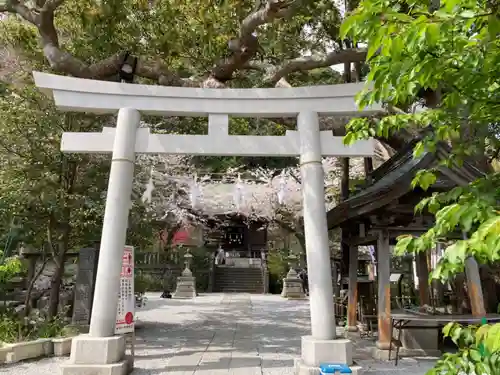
top-left (1, 293), bottom-right (438, 375)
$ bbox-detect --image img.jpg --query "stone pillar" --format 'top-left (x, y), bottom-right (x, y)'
top-left (89, 108), bottom-right (140, 337)
top-left (61, 108), bottom-right (140, 375)
top-left (282, 255), bottom-right (305, 299)
top-left (372, 230), bottom-right (392, 360)
top-left (416, 251), bottom-right (430, 307)
top-left (347, 245), bottom-right (358, 332)
top-left (173, 251), bottom-right (197, 299)
top-left (71, 247), bottom-right (99, 328)
top-left (295, 111), bottom-right (359, 375)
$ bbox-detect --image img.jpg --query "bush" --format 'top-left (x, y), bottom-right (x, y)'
top-left (135, 273), bottom-right (164, 293)
top-left (428, 322), bottom-right (500, 375)
top-left (0, 309), bottom-right (68, 343)
top-left (267, 249), bottom-right (289, 294)
top-left (0, 254), bottom-right (23, 287)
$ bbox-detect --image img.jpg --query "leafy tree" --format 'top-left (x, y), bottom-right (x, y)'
top-left (0, 0), bottom-right (362, 88)
top-left (0, 0), bottom-right (380, 319)
top-left (341, 0), bottom-right (500, 372)
top-left (341, 0), bottom-right (500, 281)
top-left (0, 85), bottom-right (112, 318)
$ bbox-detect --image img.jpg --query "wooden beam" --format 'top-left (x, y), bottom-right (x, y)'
top-left (370, 226), bottom-right (432, 232)
top-left (344, 234), bottom-right (378, 246)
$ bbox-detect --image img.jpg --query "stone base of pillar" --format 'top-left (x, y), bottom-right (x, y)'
top-left (294, 336), bottom-right (362, 375)
top-left (173, 269), bottom-right (197, 299)
top-left (281, 269), bottom-right (306, 299)
top-left (60, 334), bottom-right (130, 375)
top-left (371, 347), bottom-right (392, 361)
top-left (346, 325), bottom-right (358, 332)
top-left (281, 278), bottom-right (306, 299)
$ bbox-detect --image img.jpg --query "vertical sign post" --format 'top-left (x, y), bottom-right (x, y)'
top-left (115, 245), bottom-right (135, 334)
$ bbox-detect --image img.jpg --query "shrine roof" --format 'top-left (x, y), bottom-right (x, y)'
top-left (326, 140), bottom-right (485, 229)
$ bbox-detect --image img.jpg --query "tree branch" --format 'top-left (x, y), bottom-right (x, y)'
top-left (210, 0), bottom-right (297, 84)
top-left (42, 0), bottom-right (64, 12)
top-left (1, 0), bottom-right (298, 88)
top-left (0, 0), bottom-right (38, 24)
top-left (266, 48), bottom-right (367, 85)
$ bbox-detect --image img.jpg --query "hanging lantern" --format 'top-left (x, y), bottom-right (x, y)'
top-left (141, 168), bottom-right (155, 204)
top-left (190, 174), bottom-right (202, 209)
top-left (277, 170), bottom-right (286, 204)
top-left (233, 173), bottom-right (244, 211)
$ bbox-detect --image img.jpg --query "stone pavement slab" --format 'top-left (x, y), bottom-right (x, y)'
top-left (0, 293), bottom-right (438, 375)
top-left (130, 293), bottom-right (437, 375)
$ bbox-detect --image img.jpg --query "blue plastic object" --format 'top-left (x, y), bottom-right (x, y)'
top-left (319, 363), bottom-right (352, 374)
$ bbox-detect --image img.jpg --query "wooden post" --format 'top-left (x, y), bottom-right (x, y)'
top-left (340, 158), bottom-right (350, 279)
top-left (332, 261), bottom-right (339, 298)
top-left (431, 244), bottom-right (445, 307)
top-left (376, 230), bottom-right (392, 350)
top-left (416, 251), bottom-right (430, 307)
top-left (363, 158), bottom-right (373, 184)
top-left (465, 257), bottom-right (486, 317)
top-left (347, 245), bottom-right (359, 331)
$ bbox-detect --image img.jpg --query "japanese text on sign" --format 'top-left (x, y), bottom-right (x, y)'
top-left (115, 245), bottom-right (135, 334)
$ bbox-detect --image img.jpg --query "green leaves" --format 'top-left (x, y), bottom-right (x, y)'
top-left (396, 173), bottom-right (500, 281)
top-left (341, 0), bottom-right (500, 286)
top-left (412, 170), bottom-right (436, 191)
top-left (0, 255), bottom-right (23, 286)
top-left (432, 322), bottom-right (500, 375)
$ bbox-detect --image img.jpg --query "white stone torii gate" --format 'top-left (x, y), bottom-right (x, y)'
top-left (33, 71), bottom-right (380, 375)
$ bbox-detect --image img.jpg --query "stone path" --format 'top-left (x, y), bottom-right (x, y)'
top-left (1, 293), bottom-right (438, 375)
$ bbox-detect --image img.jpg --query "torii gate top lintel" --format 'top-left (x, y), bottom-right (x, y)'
top-left (33, 71), bottom-right (381, 118)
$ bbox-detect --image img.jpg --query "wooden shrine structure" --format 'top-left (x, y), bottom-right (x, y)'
top-left (203, 213), bottom-right (268, 257)
top-left (327, 139), bottom-right (487, 353)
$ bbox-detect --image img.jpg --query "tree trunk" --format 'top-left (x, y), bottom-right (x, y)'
top-left (23, 257), bottom-right (48, 317)
top-left (47, 223), bottom-right (70, 320)
top-left (47, 252), bottom-right (65, 319)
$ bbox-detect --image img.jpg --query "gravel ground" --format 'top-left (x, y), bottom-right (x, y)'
top-left (0, 293), bottom-right (437, 375)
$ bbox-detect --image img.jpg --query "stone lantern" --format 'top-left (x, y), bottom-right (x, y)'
top-left (183, 250), bottom-right (193, 275)
top-left (281, 253), bottom-right (306, 299)
top-left (173, 249), bottom-right (197, 299)
top-left (286, 254), bottom-right (299, 278)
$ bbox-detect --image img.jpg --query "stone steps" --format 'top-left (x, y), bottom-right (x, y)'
top-left (213, 267), bottom-right (264, 294)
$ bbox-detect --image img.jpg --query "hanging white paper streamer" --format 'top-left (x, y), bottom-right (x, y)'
top-left (190, 174), bottom-right (202, 209)
top-left (233, 173), bottom-right (244, 211)
top-left (141, 168), bottom-right (155, 204)
top-left (277, 170), bottom-right (286, 204)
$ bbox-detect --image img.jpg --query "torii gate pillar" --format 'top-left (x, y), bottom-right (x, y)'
top-left (34, 72), bottom-right (378, 375)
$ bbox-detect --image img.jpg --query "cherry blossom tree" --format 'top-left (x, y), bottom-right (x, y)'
top-left (134, 154), bottom-right (366, 252)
